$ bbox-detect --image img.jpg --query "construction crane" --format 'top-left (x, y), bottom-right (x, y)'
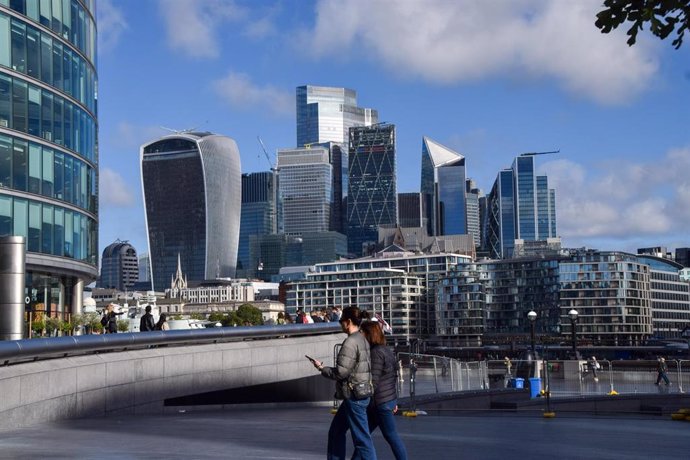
top-left (520, 150), bottom-right (560, 157)
top-left (257, 136), bottom-right (275, 170)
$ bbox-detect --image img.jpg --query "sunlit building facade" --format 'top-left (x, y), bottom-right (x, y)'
top-left (97, 240), bottom-right (138, 291)
top-left (141, 132), bottom-right (241, 291)
top-left (0, 0), bottom-right (98, 320)
top-left (237, 171), bottom-right (277, 278)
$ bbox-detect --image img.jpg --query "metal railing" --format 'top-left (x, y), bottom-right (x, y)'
top-left (396, 352), bottom-right (488, 398)
top-left (0, 322), bottom-right (342, 366)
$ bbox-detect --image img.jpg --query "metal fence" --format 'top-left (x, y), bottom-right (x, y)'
top-left (396, 352), bottom-right (488, 398)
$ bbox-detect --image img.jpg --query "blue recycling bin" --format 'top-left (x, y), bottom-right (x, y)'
top-left (529, 378), bottom-right (541, 398)
top-left (513, 378), bottom-right (524, 389)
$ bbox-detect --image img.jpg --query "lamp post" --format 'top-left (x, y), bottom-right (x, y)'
top-left (568, 309), bottom-right (579, 360)
top-left (527, 311), bottom-right (537, 359)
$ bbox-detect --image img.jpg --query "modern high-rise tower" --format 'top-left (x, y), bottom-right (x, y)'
top-left (98, 240), bottom-right (138, 291)
top-left (0, 2), bottom-right (98, 320)
top-left (485, 154), bottom-right (557, 259)
top-left (420, 137), bottom-right (467, 237)
top-left (296, 85), bottom-right (378, 149)
top-left (347, 123), bottom-right (397, 256)
top-left (237, 171), bottom-right (277, 278)
top-left (141, 132), bottom-right (241, 291)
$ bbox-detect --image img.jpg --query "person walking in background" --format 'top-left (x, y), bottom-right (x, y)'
top-left (154, 313), bottom-right (170, 331)
top-left (103, 304), bottom-right (124, 334)
top-left (139, 306), bottom-right (155, 332)
top-left (655, 357), bottom-right (671, 385)
top-left (358, 318), bottom-right (408, 460)
top-left (311, 307), bottom-right (377, 460)
top-left (586, 356), bottom-right (600, 382)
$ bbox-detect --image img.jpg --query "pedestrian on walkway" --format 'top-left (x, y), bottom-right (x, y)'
top-left (655, 357), bottom-right (670, 385)
top-left (139, 306), bottom-right (155, 332)
top-left (358, 318), bottom-right (408, 460)
top-left (586, 356), bottom-right (600, 382)
top-left (311, 306), bottom-right (377, 460)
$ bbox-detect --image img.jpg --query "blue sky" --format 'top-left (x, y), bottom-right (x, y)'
top-left (96, 0), bottom-right (690, 260)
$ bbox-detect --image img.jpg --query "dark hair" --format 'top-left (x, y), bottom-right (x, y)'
top-left (145, 305), bottom-right (151, 312)
top-left (360, 310), bottom-right (372, 321)
top-left (155, 313), bottom-right (167, 329)
top-left (340, 306), bottom-right (363, 326)
top-left (360, 320), bottom-right (386, 346)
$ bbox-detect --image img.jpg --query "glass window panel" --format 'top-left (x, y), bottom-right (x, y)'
top-left (40, 33), bottom-right (52, 86)
top-left (0, 134), bottom-right (11, 187)
top-left (53, 97), bottom-right (62, 145)
top-left (0, 75), bottom-right (11, 129)
top-left (53, 206), bottom-right (63, 256)
top-left (80, 213), bottom-right (86, 260)
top-left (63, 101), bottom-right (71, 149)
top-left (60, 0), bottom-right (69, 39)
top-left (0, 14), bottom-right (9, 67)
top-left (27, 0), bottom-right (39, 21)
top-left (12, 139), bottom-right (27, 191)
top-left (13, 197), bottom-right (27, 238)
top-left (39, 0), bottom-right (51, 28)
top-left (72, 96), bottom-right (79, 153)
top-left (12, 79), bottom-right (27, 132)
top-left (52, 40), bottom-right (62, 91)
top-left (79, 160), bottom-right (85, 207)
top-left (51, 0), bottom-right (62, 33)
top-left (72, 211), bottom-right (79, 259)
top-left (72, 155), bottom-right (79, 206)
top-left (71, 44), bottom-right (78, 97)
top-left (42, 203), bottom-right (52, 253)
top-left (10, 19), bottom-right (26, 73)
top-left (53, 150), bottom-right (63, 199)
top-left (69, 0), bottom-right (77, 44)
top-left (10, 0), bottom-right (26, 15)
top-left (27, 85), bottom-right (40, 136)
top-left (0, 195), bottom-right (11, 236)
top-left (26, 26), bottom-right (40, 79)
top-left (78, 58), bottom-right (85, 105)
top-left (63, 208), bottom-right (71, 256)
top-left (63, 153), bottom-right (72, 202)
top-left (77, 7), bottom-right (84, 51)
top-left (62, 47), bottom-right (71, 98)
top-left (28, 201), bottom-right (40, 252)
top-left (28, 143), bottom-right (40, 194)
top-left (42, 146), bottom-right (53, 196)
top-left (41, 91), bottom-right (52, 141)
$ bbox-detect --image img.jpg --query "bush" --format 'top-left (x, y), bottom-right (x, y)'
top-left (31, 320), bottom-right (45, 337)
top-left (117, 319), bottom-right (130, 332)
top-left (45, 317), bottom-right (62, 336)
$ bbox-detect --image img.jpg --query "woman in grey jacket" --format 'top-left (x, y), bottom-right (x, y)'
top-left (312, 306), bottom-right (377, 460)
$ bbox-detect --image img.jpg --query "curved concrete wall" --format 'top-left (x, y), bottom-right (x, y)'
top-left (0, 333), bottom-right (344, 432)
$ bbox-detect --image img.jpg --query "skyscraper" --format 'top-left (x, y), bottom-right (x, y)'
top-left (398, 192), bottom-right (425, 228)
top-left (296, 85), bottom-right (378, 149)
top-left (485, 154), bottom-right (557, 259)
top-left (237, 171), bottom-right (277, 278)
top-left (138, 253), bottom-right (151, 282)
top-left (141, 132), bottom-right (241, 291)
top-left (347, 123), bottom-right (397, 255)
top-left (0, 2), bottom-right (98, 318)
top-left (98, 240), bottom-right (138, 291)
top-left (466, 179), bottom-right (483, 247)
top-left (277, 146), bottom-right (332, 235)
top-left (420, 137), bottom-right (467, 237)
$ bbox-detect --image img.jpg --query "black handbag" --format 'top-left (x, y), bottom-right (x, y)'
top-left (349, 380), bottom-right (373, 399)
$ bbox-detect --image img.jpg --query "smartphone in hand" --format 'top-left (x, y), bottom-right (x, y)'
top-left (305, 355), bottom-right (317, 363)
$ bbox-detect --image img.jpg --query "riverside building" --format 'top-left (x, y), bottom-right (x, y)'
top-left (0, 1), bottom-right (98, 320)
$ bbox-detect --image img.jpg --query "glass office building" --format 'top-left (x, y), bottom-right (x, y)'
top-left (0, 0), bottom-right (98, 321)
top-left (97, 240), bottom-right (138, 291)
top-left (141, 133), bottom-right (241, 291)
top-left (347, 123), bottom-right (397, 256)
top-left (237, 171), bottom-right (277, 278)
top-left (397, 192), bottom-right (425, 228)
top-left (276, 146), bottom-right (332, 235)
top-left (420, 137), bottom-right (466, 237)
top-left (296, 85), bottom-right (378, 149)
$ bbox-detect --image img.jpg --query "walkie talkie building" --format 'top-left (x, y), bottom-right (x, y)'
top-left (141, 132), bottom-right (241, 291)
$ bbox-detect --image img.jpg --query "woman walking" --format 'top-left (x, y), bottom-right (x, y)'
top-left (311, 307), bottom-right (377, 460)
top-left (358, 319), bottom-right (408, 460)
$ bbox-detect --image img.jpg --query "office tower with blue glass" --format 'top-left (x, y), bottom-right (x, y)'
top-left (237, 171), bottom-right (277, 278)
top-left (0, 1), bottom-right (98, 320)
top-left (347, 123), bottom-right (397, 256)
top-left (141, 132), bottom-right (241, 291)
top-left (420, 137), bottom-right (467, 237)
top-left (485, 153), bottom-right (557, 259)
top-left (97, 240), bottom-right (138, 291)
top-left (398, 192), bottom-right (426, 229)
top-left (296, 85), bottom-right (378, 148)
top-left (277, 146), bottom-right (333, 235)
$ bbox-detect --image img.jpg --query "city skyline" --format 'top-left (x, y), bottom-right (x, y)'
top-left (97, 1), bottom-right (690, 260)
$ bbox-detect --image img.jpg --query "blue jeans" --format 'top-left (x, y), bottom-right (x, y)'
top-left (328, 398), bottom-right (377, 460)
top-left (353, 399), bottom-right (407, 460)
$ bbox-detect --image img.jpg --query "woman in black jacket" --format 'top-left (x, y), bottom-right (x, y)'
top-left (359, 319), bottom-right (408, 460)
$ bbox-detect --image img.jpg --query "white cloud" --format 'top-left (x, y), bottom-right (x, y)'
top-left (304, 0), bottom-right (659, 105)
top-left (540, 148), bottom-right (690, 247)
top-left (158, 0), bottom-right (248, 58)
top-left (99, 168), bottom-right (135, 207)
top-left (97, 0), bottom-right (128, 52)
top-left (212, 72), bottom-right (292, 116)
top-left (112, 122), bottom-right (167, 149)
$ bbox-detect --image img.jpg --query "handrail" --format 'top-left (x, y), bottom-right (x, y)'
top-left (0, 323), bottom-right (343, 365)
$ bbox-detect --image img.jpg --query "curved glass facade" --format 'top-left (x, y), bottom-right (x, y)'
top-left (0, 0), bottom-right (97, 324)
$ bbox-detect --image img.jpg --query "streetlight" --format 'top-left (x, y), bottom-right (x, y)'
top-left (568, 309), bottom-right (579, 360)
top-left (528, 310), bottom-right (537, 359)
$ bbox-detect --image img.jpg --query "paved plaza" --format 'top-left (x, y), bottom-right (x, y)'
top-left (0, 406), bottom-right (688, 459)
